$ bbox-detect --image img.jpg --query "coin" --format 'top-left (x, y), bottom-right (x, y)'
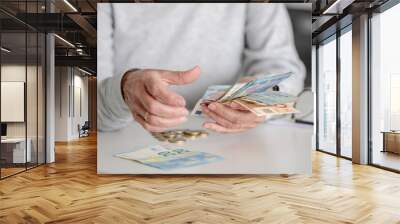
top-left (174, 130), bottom-right (184, 134)
top-left (153, 129), bottom-right (209, 142)
top-left (199, 131), bottom-right (209, 138)
top-left (191, 131), bottom-right (202, 136)
top-left (155, 137), bottom-right (167, 142)
top-left (183, 130), bottom-right (200, 137)
top-left (162, 131), bottom-right (176, 139)
top-left (168, 137), bottom-right (186, 145)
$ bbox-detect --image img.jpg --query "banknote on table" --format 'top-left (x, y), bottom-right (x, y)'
top-left (115, 145), bottom-right (223, 170)
top-left (192, 72), bottom-right (299, 117)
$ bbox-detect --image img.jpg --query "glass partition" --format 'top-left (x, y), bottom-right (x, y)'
top-left (38, 32), bottom-right (45, 165)
top-left (27, 31), bottom-right (38, 169)
top-left (0, 1), bottom-right (46, 179)
top-left (1, 30), bottom-right (28, 177)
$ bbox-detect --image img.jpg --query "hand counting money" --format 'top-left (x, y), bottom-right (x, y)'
top-left (191, 72), bottom-right (299, 117)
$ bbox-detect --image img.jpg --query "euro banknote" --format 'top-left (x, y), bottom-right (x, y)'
top-left (115, 145), bottom-right (223, 170)
top-left (191, 85), bottom-right (230, 116)
top-left (218, 72), bottom-right (293, 102)
top-left (192, 72), bottom-right (298, 117)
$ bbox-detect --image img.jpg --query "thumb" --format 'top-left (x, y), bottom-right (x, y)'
top-left (160, 66), bottom-right (200, 85)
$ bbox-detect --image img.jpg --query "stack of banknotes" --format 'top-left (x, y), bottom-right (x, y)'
top-left (115, 145), bottom-right (222, 170)
top-left (192, 72), bottom-right (299, 117)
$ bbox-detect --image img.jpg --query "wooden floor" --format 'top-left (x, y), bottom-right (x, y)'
top-left (1, 134), bottom-right (400, 224)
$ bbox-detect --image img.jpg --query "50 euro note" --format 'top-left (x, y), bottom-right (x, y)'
top-left (233, 99), bottom-right (299, 117)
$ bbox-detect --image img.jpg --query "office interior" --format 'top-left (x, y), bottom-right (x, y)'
top-left (0, 0), bottom-right (97, 179)
top-left (0, 0), bottom-right (400, 223)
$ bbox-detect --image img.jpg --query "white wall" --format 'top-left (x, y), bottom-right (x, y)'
top-left (1, 63), bottom-right (47, 164)
top-left (71, 73), bottom-right (89, 138)
top-left (55, 67), bottom-right (89, 141)
top-left (1, 65), bottom-right (42, 138)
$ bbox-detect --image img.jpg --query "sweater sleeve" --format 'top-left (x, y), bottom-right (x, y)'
top-left (243, 3), bottom-right (306, 96)
top-left (97, 4), bottom-right (132, 132)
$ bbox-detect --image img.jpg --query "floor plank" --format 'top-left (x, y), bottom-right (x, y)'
top-left (1, 134), bottom-right (400, 224)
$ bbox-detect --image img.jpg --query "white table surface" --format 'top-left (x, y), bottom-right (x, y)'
top-left (98, 118), bottom-right (313, 174)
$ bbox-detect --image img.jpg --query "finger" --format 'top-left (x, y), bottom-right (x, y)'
top-left (254, 115), bottom-right (266, 123)
top-left (144, 77), bottom-right (186, 107)
top-left (202, 122), bottom-right (246, 133)
top-left (158, 66), bottom-right (200, 85)
top-left (135, 85), bottom-right (188, 118)
top-left (132, 100), bottom-right (187, 128)
top-left (238, 76), bottom-right (255, 83)
top-left (229, 101), bottom-right (248, 111)
top-left (208, 103), bottom-right (259, 124)
top-left (203, 105), bottom-right (257, 129)
top-left (202, 105), bottom-right (244, 129)
top-left (132, 112), bottom-right (166, 133)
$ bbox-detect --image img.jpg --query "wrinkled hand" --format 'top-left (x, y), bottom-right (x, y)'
top-left (202, 76), bottom-right (266, 133)
top-left (202, 102), bottom-right (265, 133)
top-left (122, 66), bottom-right (200, 132)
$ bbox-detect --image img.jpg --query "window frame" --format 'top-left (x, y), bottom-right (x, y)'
top-left (315, 23), bottom-right (353, 160)
top-left (367, 0), bottom-right (400, 173)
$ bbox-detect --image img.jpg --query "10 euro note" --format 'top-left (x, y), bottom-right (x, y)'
top-left (115, 145), bottom-right (223, 170)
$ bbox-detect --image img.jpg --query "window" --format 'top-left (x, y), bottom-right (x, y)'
top-left (339, 28), bottom-right (352, 158)
top-left (317, 36), bottom-right (337, 154)
top-left (370, 2), bottom-right (400, 171)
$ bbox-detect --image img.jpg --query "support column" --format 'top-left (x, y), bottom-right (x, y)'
top-left (45, 0), bottom-right (55, 163)
top-left (352, 14), bottom-right (369, 164)
top-left (46, 33), bottom-right (55, 163)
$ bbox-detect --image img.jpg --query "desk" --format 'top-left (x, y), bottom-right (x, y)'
top-left (1, 138), bottom-right (31, 164)
top-left (98, 118), bottom-right (312, 174)
top-left (382, 131), bottom-right (400, 154)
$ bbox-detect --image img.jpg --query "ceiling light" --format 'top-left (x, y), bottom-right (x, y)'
top-left (322, 0), bottom-right (354, 15)
top-left (1, 47), bottom-right (11, 53)
top-left (54, 34), bottom-right (75, 48)
top-left (78, 67), bottom-right (92, 76)
top-left (63, 0), bottom-right (78, 12)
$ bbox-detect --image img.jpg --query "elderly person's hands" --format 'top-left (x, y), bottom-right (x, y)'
top-left (201, 101), bottom-right (265, 133)
top-left (122, 66), bottom-right (200, 132)
top-left (202, 76), bottom-right (266, 133)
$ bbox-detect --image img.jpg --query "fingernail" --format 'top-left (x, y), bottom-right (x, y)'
top-left (208, 103), bottom-right (216, 110)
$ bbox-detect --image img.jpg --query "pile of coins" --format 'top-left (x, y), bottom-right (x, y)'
top-left (151, 129), bottom-right (209, 145)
